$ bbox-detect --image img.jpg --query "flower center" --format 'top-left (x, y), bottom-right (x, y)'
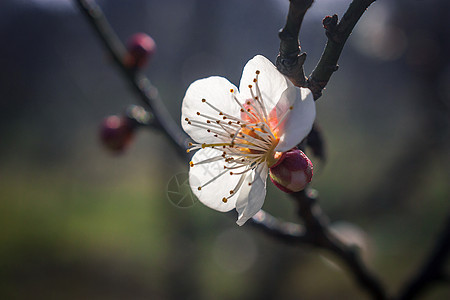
top-left (185, 70), bottom-right (287, 203)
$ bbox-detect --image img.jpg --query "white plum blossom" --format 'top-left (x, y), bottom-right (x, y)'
top-left (181, 55), bottom-right (315, 225)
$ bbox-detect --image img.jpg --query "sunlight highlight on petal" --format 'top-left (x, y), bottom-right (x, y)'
top-left (181, 55), bottom-right (316, 225)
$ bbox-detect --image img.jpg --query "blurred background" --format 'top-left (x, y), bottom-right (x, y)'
top-left (0, 0), bottom-right (448, 299)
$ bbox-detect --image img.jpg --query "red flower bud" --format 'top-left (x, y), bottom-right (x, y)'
top-left (124, 33), bottom-right (156, 69)
top-left (269, 149), bottom-right (313, 193)
top-left (99, 115), bottom-right (135, 153)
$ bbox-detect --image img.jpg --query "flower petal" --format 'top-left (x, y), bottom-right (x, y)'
top-left (235, 163), bottom-right (268, 226)
top-left (239, 55), bottom-right (293, 113)
top-left (275, 87), bottom-right (315, 152)
top-left (182, 76), bottom-right (240, 144)
top-left (189, 147), bottom-right (245, 212)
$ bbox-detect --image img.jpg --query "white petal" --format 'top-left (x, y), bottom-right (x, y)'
top-left (236, 163), bottom-right (268, 226)
top-left (275, 87), bottom-right (315, 152)
top-left (268, 85), bottom-right (299, 131)
top-left (181, 76), bottom-right (240, 144)
top-left (189, 147), bottom-right (244, 212)
top-left (239, 55), bottom-right (293, 113)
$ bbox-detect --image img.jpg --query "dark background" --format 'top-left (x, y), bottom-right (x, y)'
top-left (0, 0), bottom-right (448, 299)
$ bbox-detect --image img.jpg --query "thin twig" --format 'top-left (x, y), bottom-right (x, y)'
top-left (75, 0), bottom-right (189, 156)
top-left (278, 1), bottom-right (386, 298)
top-left (74, 0), bottom-right (307, 242)
top-left (276, 0), bottom-right (313, 87)
top-left (76, 1), bottom-right (449, 300)
top-left (291, 190), bottom-right (387, 300)
top-left (248, 210), bottom-right (309, 245)
top-left (397, 214), bottom-right (450, 300)
top-left (307, 0), bottom-right (376, 100)
top-left (76, 0), bottom-right (386, 298)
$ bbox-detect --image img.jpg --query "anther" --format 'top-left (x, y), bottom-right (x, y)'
top-left (188, 142), bottom-right (193, 146)
top-left (229, 190), bottom-right (234, 194)
top-left (289, 106), bottom-right (293, 110)
top-left (196, 112), bottom-right (200, 115)
top-left (230, 89), bottom-right (234, 93)
top-left (201, 99), bottom-right (206, 102)
top-left (207, 129), bottom-right (211, 132)
top-left (189, 161), bottom-right (194, 167)
top-left (255, 70), bottom-right (260, 74)
top-left (240, 109), bottom-right (245, 112)
top-left (185, 118), bottom-right (189, 121)
top-left (198, 187), bottom-right (202, 190)
top-left (230, 172), bottom-right (233, 175)
top-left (188, 121), bottom-right (192, 124)
top-left (248, 85), bottom-right (252, 88)
top-left (253, 78), bottom-right (257, 82)
top-left (222, 197), bottom-right (228, 203)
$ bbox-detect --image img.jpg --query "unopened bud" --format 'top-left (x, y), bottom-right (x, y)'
top-left (100, 115), bottom-right (135, 153)
top-left (269, 149), bottom-right (313, 193)
top-left (124, 33), bottom-right (156, 69)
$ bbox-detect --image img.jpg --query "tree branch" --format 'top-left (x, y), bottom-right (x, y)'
top-left (307, 0), bottom-right (376, 100)
top-left (277, 1), bottom-right (386, 298)
top-left (74, 0), bottom-right (309, 243)
top-left (76, 1), bottom-right (448, 300)
top-left (291, 189), bottom-right (388, 300)
top-left (76, 0), bottom-right (386, 298)
top-left (75, 0), bottom-right (189, 156)
top-left (397, 213), bottom-right (450, 300)
top-left (248, 210), bottom-right (309, 245)
top-left (276, 0), bottom-right (313, 87)
top-left (249, 190), bottom-right (388, 300)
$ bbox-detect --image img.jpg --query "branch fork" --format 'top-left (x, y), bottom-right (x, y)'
top-left (75, 0), bottom-right (449, 299)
